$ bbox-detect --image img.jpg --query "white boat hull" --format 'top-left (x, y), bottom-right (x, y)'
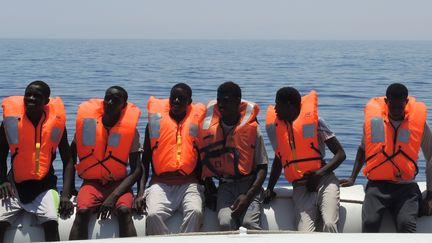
top-left (4, 182), bottom-right (432, 242)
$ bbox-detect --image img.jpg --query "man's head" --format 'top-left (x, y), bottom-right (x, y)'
top-left (103, 86), bottom-right (128, 117)
top-left (169, 83), bottom-right (192, 117)
top-left (217, 81), bottom-right (241, 123)
top-left (275, 87), bottom-right (301, 123)
top-left (385, 83), bottom-right (408, 121)
top-left (24, 80), bottom-right (50, 115)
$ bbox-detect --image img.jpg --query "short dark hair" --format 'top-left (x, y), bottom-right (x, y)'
top-left (27, 80), bottom-right (50, 99)
top-left (386, 83), bottom-right (408, 100)
top-left (107, 86), bottom-right (128, 101)
top-left (171, 83), bottom-right (192, 99)
top-left (276, 87), bottom-right (301, 109)
top-left (217, 81), bottom-right (241, 99)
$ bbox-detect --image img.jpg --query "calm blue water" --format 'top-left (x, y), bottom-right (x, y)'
top-left (1, 39), bottom-right (431, 191)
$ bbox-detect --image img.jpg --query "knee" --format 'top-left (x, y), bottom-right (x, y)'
top-left (396, 216), bottom-right (416, 233)
top-left (43, 220), bottom-right (58, 227)
top-left (0, 221), bottom-right (10, 230)
top-left (218, 216), bottom-right (234, 231)
top-left (146, 211), bottom-right (163, 223)
top-left (116, 206), bottom-right (132, 217)
top-left (116, 206), bottom-right (133, 221)
top-left (362, 214), bottom-right (381, 232)
top-left (241, 218), bottom-right (260, 230)
top-left (74, 209), bottom-right (92, 224)
top-left (186, 206), bottom-right (203, 219)
top-left (322, 221), bottom-right (338, 233)
top-left (362, 210), bottom-right (381, 227)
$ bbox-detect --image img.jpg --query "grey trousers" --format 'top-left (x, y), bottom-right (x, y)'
top-left (362, 181), bottom-right (421, 233)
top-left (145, 182), bottom-right (204, 235)
top-left (292, 172), bottom-right (340, 232)
top-left (217, 176), bottom-right (263, 231)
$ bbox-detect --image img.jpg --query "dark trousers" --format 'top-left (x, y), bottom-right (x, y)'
top-left (362, 181), bottom-right (421, 233)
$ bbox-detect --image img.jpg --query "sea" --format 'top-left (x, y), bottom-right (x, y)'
top-left (0, 39), bottom-right (431, 191)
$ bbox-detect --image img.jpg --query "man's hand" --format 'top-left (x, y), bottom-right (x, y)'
top-left (58, 194), bottom-right (74, 219)
top-left (98, 195), bottom-right (117, 220)
top-left (0, 181), bottom-right (15, 200)
top-left (133, 196), bottom-right (146, 215)
top-left (263, 189), bottom-right (276, 204)
top-left (230, 194), bottom-right (251, 219)
top-left (303, 171), bottom-right (322, 192)
top-left (339, 177), bottom-right (355, 187)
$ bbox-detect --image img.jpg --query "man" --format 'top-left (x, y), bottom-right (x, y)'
top-left (199, 81), bottom-right (268, 230)
top-left (134, 83), bottom-right (205, 235)
top-left (0, 81), bottom-right (74, 242)
top-left (263, 87), bottom-right (346, 232)
top-left (340, 83), bottom-right (432, 232)
top-left (69, 86), bottom-right (141, 239)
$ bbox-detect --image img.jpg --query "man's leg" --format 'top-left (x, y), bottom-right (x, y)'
top-left (116, 206), bottom-right (137, 237)
top-left (69, 182), bottom-right (102, 240)
top-left (69, 209), bottom-right (92, 240)
top-left (42, 220), bottom-right (59, 241)
top-left (145, 183), bottom-right (175, 235)
top-left (0, 196), bottom-right (22, 243)
top-left (240, 191), bottom-right (262, 230)
top-left (292, 183), bottom-right (318, 232)
top-left (217, 182), bottom-right (237, 231)
top-left (237, 178), bottom-right (262, 230)
top-left (392, 183), bottom-right (421, 233)
top-left (180, 183), bottom-right (204, 233)
top-left (362, 181), bottom-right (387, 232)
top-left (29, 189), bottom-right (61, 241)
top-left (318, 173), bottom-right (340, 233)
top-left (115, 191), bottom-right (136, 237)
top-left (0, 221), bottom-right (11, 243)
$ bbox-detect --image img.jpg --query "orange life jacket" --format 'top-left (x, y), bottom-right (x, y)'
top-left (266, 91), bottom-right (323, 182)
top-left (147, 96), bottom-right (205, 176)
top-left (2, 96), bottom-right (66, 183)
top-left (199, 100), bottom-right (259, 179)
top-left (75, 99), bottom-right (140, 182)
top-left (363, 96), bottom-right (426, 181)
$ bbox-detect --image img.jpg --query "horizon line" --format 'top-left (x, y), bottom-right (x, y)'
top-left (1, 37), bottom-right (432, 41)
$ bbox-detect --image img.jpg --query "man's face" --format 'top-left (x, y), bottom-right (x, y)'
top-left (217, 93), bottom-right (240, 121)
top-left (169, 87), bottom-right (190, 116)
top-left (103, 88), bottom-right (126, 116)
top-left (275, 99), bottom-right (300, 123)
top-left (385, 97), bottom-right (408, 121)
top-left (24, 84), bottom-right (48, 114)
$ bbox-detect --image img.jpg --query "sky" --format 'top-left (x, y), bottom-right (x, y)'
top-left (0, 0), bottom-right (431, 40)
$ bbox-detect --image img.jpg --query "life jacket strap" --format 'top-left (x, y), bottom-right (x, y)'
top-left (78, 149), bottom-right (94, 162)
top-left (366, 148), bottom-right (403, 178)
top-left (284, 157), bottom-right (323, 168)
top-left (283, 142), bottom-right (323, 168)
top-left (201, 140), bottom-right (225, 152)
top-left (398, 147), bottom-right (419, 176)
top-left (109, 152), bottom-right (128, 166)
top-left (309, 142), bottom-right (323, 157)
top-left (10, 148), bottom-right (19, 164)
top-left (78, 151), bottom-right (127, 178)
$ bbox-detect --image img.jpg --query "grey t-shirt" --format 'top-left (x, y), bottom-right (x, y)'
top-left (317, 117), bottom-right (336, 158)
